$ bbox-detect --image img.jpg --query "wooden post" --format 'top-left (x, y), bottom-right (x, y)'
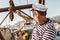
top-left (38, 0), bottom-right (42, 4)
top-left (38, 0), bottom-right (45, 5)
top-left (43, 0), bottom-right (45, 5)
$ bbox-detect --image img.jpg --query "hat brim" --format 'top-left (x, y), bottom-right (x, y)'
top-left (30, 8), bottom-right (46, 13)
top-left (30, 8), bottom-right (40, 11)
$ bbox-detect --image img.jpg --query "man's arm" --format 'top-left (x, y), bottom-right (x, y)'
top-left (16, 10), bottom-right (33, 23)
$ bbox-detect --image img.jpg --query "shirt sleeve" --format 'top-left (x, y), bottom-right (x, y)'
top-left (42, 28), bottom-right (56, 40)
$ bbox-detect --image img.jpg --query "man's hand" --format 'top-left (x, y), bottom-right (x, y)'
top-left (16, 10), bottom-right (22, 16)
top-left (15, 34), bottom-right (24, 40)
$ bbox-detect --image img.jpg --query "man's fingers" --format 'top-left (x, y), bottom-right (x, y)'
top-left (15, 10), bottom-right (20, 13)
top-left (15, 10), bottom-right (22, 16)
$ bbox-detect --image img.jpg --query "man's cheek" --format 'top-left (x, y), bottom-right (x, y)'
top-left (34, 16), bottom-right (37, 21)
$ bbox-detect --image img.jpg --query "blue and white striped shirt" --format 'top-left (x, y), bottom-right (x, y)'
top-left (32, 19), bottom-right (56, 40)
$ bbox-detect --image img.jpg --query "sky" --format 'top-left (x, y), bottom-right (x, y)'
top-left (0, 0), bottom-right (60, 26)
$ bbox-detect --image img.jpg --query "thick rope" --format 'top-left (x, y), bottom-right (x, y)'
top-left (0, 13), bottom-right (9, 25)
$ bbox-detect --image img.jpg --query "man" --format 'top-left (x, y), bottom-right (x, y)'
top-left (16, 3), bottom-right (56, 40)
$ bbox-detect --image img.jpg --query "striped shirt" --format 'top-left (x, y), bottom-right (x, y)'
top-left (31, 18), bottom-right (56, 40)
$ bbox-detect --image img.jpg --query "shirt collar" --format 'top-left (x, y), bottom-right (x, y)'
top-left (35, 18), bottom-right (51, 26)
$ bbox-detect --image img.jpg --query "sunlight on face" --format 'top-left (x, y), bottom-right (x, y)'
top-left (32, 11), bottom-right (39, 22)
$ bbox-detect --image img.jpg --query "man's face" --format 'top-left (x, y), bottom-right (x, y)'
top-left (32, 10), bottom-right (45, 23)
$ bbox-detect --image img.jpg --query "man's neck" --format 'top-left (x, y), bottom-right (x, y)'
top-left (37, 18), bottom-right (47, 25)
